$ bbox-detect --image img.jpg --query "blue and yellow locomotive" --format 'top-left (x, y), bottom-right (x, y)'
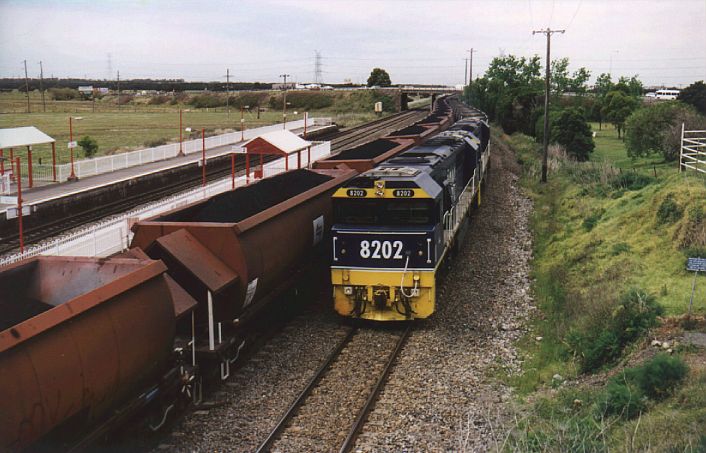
top-left (330, 112), bottom-right (490, 320)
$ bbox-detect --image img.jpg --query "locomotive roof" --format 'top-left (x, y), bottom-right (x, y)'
top-left (338, 165), bottom-right (442, 199)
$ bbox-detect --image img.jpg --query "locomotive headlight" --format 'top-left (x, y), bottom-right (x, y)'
top-left (413, 274), bottom-right (420, 281)
top-left (341, 248), bottom-right (346, 254)
top-left (418, 250), bottom-right (423, 256)
top-left (344, 286), bottom-right (353, 295)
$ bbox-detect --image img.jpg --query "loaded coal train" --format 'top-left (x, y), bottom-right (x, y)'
top-left (0, 95), bottom-right (484, 450)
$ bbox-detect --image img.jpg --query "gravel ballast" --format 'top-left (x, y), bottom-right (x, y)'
top-left (146, 133), bottom-right (533, 452)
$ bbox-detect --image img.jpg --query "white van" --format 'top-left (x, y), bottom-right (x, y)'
top-left (654, 89), bottom-right (680, 100)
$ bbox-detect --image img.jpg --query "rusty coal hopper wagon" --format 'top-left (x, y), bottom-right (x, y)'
top-left (130, 167), bottom-right (356, 376)
top-left (0, 256), bottom-right (197, 451)
top-left (0, 167), bottom-right (356, 451)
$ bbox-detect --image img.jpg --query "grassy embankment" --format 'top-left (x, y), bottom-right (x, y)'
top-left (0, 90), bottom-right (400, 163)
top-left (498, 123), bottom-right (706, 451)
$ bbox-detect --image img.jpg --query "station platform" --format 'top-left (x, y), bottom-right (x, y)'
top-left (0, 121), bottom-right (335, 243)
top-left (0, 122), bottom-right (333, 210)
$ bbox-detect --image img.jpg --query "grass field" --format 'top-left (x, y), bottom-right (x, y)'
top-left (591, 122), bottom-right (667, 170)
top-left (0, 90), bottom-right (384, 163)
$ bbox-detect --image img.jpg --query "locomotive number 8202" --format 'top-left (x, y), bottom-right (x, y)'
top-left (360, 240), bottom-right (404, 260)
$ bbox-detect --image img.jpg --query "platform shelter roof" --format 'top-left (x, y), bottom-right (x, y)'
top-left (0, 127), bottom-right (55, 149)
top-left (242, 130), bottom-right (311, 156)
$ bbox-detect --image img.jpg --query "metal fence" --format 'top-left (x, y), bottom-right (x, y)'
top-left (0, 141), bottom-right (332, 267)
top-left (680, 124), bottom-right (706, 175)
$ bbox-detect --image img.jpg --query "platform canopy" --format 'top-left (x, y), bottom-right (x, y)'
top-left (242, 129), bottom-right (311, 156)
top-left (0, 127), bottom-right (55, 149)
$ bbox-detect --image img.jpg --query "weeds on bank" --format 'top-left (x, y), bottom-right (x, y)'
top-left (497, 128), bottom-right (706, 451)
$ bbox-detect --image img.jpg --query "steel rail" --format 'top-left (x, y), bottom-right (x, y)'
top-left (339, 324), bottom-right (412, 453)
top-left (255, 327), bottom-right (358, 453)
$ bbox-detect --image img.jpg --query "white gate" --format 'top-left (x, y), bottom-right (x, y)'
top-left (680, 124), bottom-right (706, 175)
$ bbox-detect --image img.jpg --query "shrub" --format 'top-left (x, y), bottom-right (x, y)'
top-left (284, 92), bottom-right (334, 110)
top-left (50, 87), bottom-right (80, 100)
top-left (613, 288), bottom-right (664, 345)
top-left (625, 354), bottom-right (688, 400)
top-left (117, 94), bottom-right (133, 105)
top-left (582, 210), bottom-right (603, 231)
top-left (569, 327), bottom-right (621, 372)
top-left (656, 194), bottom-right (683, 225)
top-left (568, 288), bottom-right (662, 372)
top-left (190, 94), bottom-right (225, 109)
top-left (611, 242), bottom-right (631, 255)
top-left (228, 92), bottom-right (268, 109)
top-left (600, 379), bottom-right (646, 419)
top-left (549, 108), bottom-right (595, 161)
top-left (146, 138), bottom-right (168, 147)
top-left (148, 95), bottom-right (170, 105)
top-left (609, 172), bottom-right (652, 191)
top-left (625, 101), bottom-right (706, 161)
top-left (78, 136), bottom-right (99, 158)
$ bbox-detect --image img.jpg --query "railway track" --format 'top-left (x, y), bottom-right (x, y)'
top-left (256, 323), bottom-right (412, 453)
top-left (326, 109), bottom-right (426, 150)
top-left (0, 111), bottom-right (424, 256)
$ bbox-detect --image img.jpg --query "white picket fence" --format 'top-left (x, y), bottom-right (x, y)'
top-left (680, 124), bottom-right (706, 175)
top-left (0, 141), bottom-right (331, 267)
top-left (53, 120), bottom-right (310, 181)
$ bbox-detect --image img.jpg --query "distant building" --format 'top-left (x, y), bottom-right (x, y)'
top-left (78, 85), bottom-right (93, 95)
top-left (272, 82), bottom-right (296, 90)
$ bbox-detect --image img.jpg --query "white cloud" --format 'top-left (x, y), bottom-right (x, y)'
top-left (1, 0), bottom-right (704, 86)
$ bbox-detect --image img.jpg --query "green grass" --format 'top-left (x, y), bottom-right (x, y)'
top-left (590, 122), bottom-right (667, 171)
top-left (0, 110), bottom-right (290, 163)
top-left (0, 90), bottom-right (388, 163)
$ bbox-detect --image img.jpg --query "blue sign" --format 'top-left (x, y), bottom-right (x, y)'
top-left (687, 258), bottom-right (706, 272)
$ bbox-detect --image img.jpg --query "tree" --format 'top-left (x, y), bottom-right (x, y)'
top-left (614, 75), bottom-right (643, 97)
top-left (551, 58), bottom-right (591, 96)
top-left (602, 90), bottom-right (638, 138)
top-left (549, 108), bottom-right (595, 161)
top-left (466, 55), bottom-right (543, 134)
top-left (678, 80), bottom-right (706, 114)
top-left (367, 68), bottom-right (391, 87)
top-left (78, 135), bottom-right (98, 158)
top-left (594, 73), bottom-right (614, 98)
top-left (625, 101), bottom-right (706, 161)
top-left (593, 73), bottom-right (614, 130)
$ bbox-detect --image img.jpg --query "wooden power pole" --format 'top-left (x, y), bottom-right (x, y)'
top-left (23, 60), bottom-right (30, 113)
top-left (533, 28), bottom-right (564, 183)
top-left (226, 68), bottom-right (231, 117)
top-left (467, 48), bottom-right (477, 84)
top-left (39, 61), bottom-right (46, 112)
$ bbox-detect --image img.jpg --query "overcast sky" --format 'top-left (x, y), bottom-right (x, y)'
top-left (1, 0), bottom-right (705, 88)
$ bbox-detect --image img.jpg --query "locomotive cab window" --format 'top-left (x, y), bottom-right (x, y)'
top-left (334, 198), bottom-right (438, 225)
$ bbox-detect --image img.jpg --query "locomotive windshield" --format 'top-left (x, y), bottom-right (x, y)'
top-left (333, 198), bottom-right (437, 225)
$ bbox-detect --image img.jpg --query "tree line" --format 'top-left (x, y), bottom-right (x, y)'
top-left (465, 55), bottom-right (706, 162)
top-left (0, 77), bottom-right (274, 93)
